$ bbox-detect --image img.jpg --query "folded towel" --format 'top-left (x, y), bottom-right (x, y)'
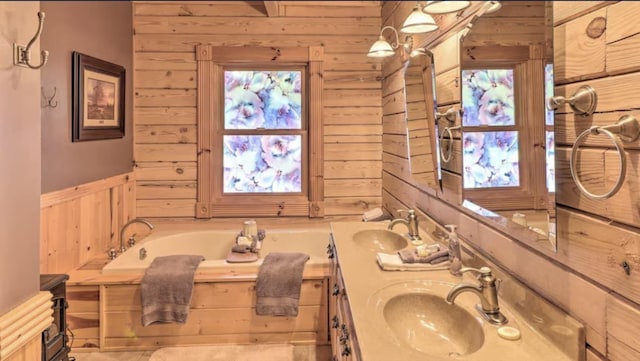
top-left (376, 252), bottom-right (450, 271)
top-left (362, 207), bottom-right (392, 222)
top-left (398, 248), bottom-right (450, 264)
top-left (255, 252), bottom-right (310, 317)
top-left (140, 255), bottom-right (204, 326)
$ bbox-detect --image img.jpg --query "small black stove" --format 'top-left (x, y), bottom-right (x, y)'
top-left (39, 274), bottom-right (70, 361)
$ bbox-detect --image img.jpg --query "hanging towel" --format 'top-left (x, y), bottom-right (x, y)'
top-left (255, 252), bottom-right (310, 317)
top-left (140, 254), bottom-right (204, 326)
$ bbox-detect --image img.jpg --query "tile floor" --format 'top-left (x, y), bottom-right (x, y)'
top-left (69, 345), bottom-right (332, 361)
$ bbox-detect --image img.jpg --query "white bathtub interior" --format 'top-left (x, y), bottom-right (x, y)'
top-left (102, 228), bottom-right (331, 274)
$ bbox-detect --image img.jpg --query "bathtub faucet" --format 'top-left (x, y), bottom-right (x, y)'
top-left (119, 218), bottom-right (154, 254)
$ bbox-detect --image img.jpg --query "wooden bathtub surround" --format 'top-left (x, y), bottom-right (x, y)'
top-left (0, 291), bottom-right (53, 361)
top-left (65, 255), bottom-right (330, 352)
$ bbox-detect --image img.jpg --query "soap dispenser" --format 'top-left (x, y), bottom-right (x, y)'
top-left (445, 224), bottom-right (463, 276)
top-left (445, 224), bottom-right (461, 260)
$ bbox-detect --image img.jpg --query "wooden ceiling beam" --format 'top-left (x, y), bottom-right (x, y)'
top-left (264, 1), bottom-right (280, 17)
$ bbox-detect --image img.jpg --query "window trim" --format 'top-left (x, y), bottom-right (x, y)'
top-left (195, 45), bottom-right (324, 218)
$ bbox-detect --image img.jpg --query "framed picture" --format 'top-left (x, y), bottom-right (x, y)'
top-left (72, 51), bottom-right (125, 142)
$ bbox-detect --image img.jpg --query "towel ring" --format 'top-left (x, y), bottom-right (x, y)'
top-left (439, 125), bottom-right (460, 163)
top-left (570, 115), bottom-right (640, 200)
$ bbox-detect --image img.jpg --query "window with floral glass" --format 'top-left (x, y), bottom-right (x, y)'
top-left (461, 68), bottom-right (519, 189)
top-left (195, 45), bottom-right (324, 218)
top-left (222, 69), bottom-right (306, 194)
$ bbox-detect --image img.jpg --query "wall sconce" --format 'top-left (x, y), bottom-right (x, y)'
top-left (423, 1), bottom-right (471, 14)
top-left (13, 11), bottom-right (49, 70)
top-left (547, 85), bottom-right (598, 116)
top-left (401, 3), bottom-right (439, 34)
top-left (367, 26), bottom-right (414, 58)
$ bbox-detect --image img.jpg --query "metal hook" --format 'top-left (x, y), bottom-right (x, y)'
top-left (42, 86), bottom-right (58, 108)
top-left (13, 11), bottom-right (49, 70)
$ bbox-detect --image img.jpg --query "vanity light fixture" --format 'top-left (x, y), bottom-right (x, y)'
top-left (422, 1), bottom-right (471, 15)
top-left (401, 3), bottom-right (439, 34)
top-left (367, 26), bottom-right (414, 58)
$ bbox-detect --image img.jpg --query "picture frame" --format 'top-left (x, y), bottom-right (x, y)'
top-left (72, 51), bottom-right (125, 142)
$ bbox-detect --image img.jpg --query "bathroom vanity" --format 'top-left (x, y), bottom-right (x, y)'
top-left (328, 221), bottom-right (584, 361)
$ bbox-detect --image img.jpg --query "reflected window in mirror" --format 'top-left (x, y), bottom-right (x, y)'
top-left (461, 68), bottom-right (519, 189)
top-left (544, 64), bottom-right (555, 193)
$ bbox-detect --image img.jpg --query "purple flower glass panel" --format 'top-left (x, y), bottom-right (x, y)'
top-left (223, 135), bottom-right (302, 193)
top-left (463, 131), bottom-right (519, 188)
top-left (224, 70), bottom-right (302, 130)
top-left (462, 69), bottom-right (515, 126)
top-left (546, 130), bottom-right (555, 192)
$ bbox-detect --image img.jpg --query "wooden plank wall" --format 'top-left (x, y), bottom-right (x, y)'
top-left (132, 1), bottom-right (383, 218)
top-left (381, 2), bottom-right (640, 361)
top-left (39, 173), bottom-right (137, 274)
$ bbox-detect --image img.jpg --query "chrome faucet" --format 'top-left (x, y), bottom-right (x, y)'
top-left (119, 218), bottom-right (154, 254)
top-left (388, 209), bottom-right (422, 244)
top-left (445, 266), bottom-right (508, 325)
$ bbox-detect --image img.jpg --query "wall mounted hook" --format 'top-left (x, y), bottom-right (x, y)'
top-left (13, 11), bottom-right (49, 70)
top-left (42, 86), bottom-right (58, 108)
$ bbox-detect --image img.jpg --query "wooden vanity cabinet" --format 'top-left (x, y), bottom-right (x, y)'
top-left (328, 235), bottom-right (361, 361)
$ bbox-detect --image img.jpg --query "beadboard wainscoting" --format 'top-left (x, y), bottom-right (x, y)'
top-left (40, 173), bottom-right (137, 274)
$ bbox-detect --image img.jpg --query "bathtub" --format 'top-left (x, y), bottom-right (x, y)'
top-left (102, 228), bottom-right (332, 274)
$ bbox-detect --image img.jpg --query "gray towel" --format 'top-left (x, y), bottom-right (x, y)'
top-left (398, 249), bottom-right (450, 264)
top-left (140, 254), bottom-right (204, 326)
top-left (255, 252), bottom-right (310, 317)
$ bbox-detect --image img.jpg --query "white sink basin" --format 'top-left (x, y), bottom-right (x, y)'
top-left (352, 229), bottom-right (408, 253)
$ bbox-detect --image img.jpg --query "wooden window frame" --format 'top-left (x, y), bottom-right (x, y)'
top-left (195, 45), bottom-right (324, 218)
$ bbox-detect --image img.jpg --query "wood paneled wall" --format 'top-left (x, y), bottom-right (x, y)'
top-left (132, 1), bottom-right (383, 218)
top-left (381, 2), bottom-right (640, 361)
top-left (39, 173), bottom-right (137, 274)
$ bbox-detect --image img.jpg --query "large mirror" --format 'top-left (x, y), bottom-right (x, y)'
top-left (405, 49), bottom-right (440, 192)
top-left (458, 1), bottom-right (555, 251)
top-left (417, 1), bottom-right (556, 251)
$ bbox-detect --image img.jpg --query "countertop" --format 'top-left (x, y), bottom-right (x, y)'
top-left (330, 221), bottom-right (583, 361)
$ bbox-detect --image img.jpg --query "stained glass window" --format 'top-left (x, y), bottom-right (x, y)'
top-left (463, 131), bottom-right (519, 188)
top-left (222, 69), bottom-right (305, 194)
top-left (461, 69), bottom-right (515, 126)
top-left (224, 70), bottom-right (302, 130)
top-left (223, 135), bottom-right (302, 193)
top-left (461, 68), bottom-right (519, 189)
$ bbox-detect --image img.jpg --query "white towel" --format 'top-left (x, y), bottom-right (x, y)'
top-left (376, 252), bottom-right (450, 271)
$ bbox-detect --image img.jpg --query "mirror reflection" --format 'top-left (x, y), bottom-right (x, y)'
top-left (457, 1), bottom-right (556, 251)
top-left (404, 49), bottom-right (440, 191)
top-left (405, 2), bottom-right (556, 250)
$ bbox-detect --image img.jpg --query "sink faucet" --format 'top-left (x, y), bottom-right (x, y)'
top-left (119, 218), bottom-right (154, 254)
top-left (445, 266), bottom-right (508, 325)
top-left (388, 209), bottom-right (422, 245)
